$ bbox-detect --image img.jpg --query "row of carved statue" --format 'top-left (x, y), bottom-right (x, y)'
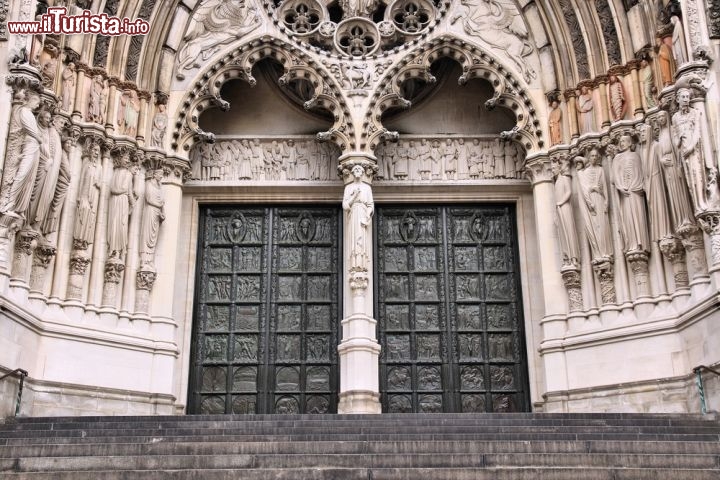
top-left (0, 89), bottom-right (166, 314)
top-left (551, 83), bottom-right (718, 310)
top-left (188, 137), bottom-right (524, 183)
top-left (189, 139), bottom-right (341, 182)
top-left (547, 12), bottom-right (689, 146)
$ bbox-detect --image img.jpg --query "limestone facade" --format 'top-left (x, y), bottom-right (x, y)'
top-left (1, 0), bottom-right (720, 416)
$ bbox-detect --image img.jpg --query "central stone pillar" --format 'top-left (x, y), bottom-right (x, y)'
top-left (337, 155), bottom-right (382, 414)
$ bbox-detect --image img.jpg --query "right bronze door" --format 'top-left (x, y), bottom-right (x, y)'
top-left (376, 205), bottom-right (530, 413)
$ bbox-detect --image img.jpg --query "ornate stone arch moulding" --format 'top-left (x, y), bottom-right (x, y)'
top-left (364, 37), bottom-right (543, 154)
top-left (171, 37), bottom-right (353, 155)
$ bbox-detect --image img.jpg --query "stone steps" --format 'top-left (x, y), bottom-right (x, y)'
top-left (0, 413), bottom-right (718, 478)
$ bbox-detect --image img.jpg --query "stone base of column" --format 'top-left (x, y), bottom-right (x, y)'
top-left (134, 269), bottom-right (157, 316)
top-left (338, 391), bottom-right (381, 414)
top-left (560, 266), bottom-right (582, 312)
top-left (9, 229), bottom-right (39, 300)
top-left (658, 236), bottom-right (689, 293)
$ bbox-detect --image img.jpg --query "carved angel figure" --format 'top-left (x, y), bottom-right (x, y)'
top-left (176, 0), bottom-right (262, 79)
top-left (451, 0), bottom-right (536, 82)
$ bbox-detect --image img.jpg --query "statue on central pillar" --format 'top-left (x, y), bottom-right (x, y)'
top-left (343, 164), bottom-right (374, 272)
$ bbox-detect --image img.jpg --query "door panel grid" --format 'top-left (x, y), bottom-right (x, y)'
top-left (376, 205), bottom-right (529, 413)
top-left (189, 206), bottom-right (340, 414)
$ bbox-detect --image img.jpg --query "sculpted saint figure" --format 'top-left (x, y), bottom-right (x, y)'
top-left (612, 135), bottom-right (650, 252)
top-left (1, 93), bottom-right (43, 220)
top-left (61, 62), bottom-right (76, 112)
top-left (671, 16), bottom-right (687, 66)
top-left (139, 169), bottom-right (166, 268)
top-left (28, 110), bottom-right (63, 233)
top-left (548, 100), bottom-right (562, 146)
top-left (43, 137), bottom-right (72, 235)
top-left (642, 125), bottom-right (672, 242)
top-left (150, 104), bottom-right (167, 149)
top-left (456, 138), bottom-right (468, 179)
top-left (672, 87), bottom-right (719, 213)
top-left (87, 75), bottom-right (105, 123)
top-left (493, 138), bottom-right (506, 178)
top-left (416, 139), bottom-right (431, 180)
top-left (443, 139), bottom-right (457, 180)
top-left (467, 139), bottom-right (481, 179)
top-left (176, 0), bottom-right (261, 79)
top-left (394, 141), bottom-right (409, 179)
top-left (657, 112), bottom-right (693, 228)
top-left (608, 75), bottom-right (627, 122)
top-left (238, 139), bottom-right (253, 180)
top-left (73, 143), bottom-right (102, 247)
top-left (640, 59), bottom-right (657, 109)
top-left (107, 152), bottom-right (137, 259)
top-left (657, 35), bottom-right (676, 87)
top-left (576, 86), bottom-right (596, 134)
top-left (117, 90), bottom-right (140, 137)
top-left (552, 160), bottom-right (580, 266)
top-left (342, 165), bottom-right (374, 270)
top-left (575, 149), bottom-right (613, 260)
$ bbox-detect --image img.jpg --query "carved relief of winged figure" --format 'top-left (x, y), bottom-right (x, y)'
top-left (451, 0), bottom-right (536, 82)
top-left (176, 0), bottom-right (262, 79)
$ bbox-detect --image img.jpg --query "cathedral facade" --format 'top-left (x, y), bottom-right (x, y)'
top-left (1, 0), bottom-right (719, 417)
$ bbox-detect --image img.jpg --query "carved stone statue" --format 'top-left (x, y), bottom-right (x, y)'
top-left (492, 138), bottom-right (505, 178)
top-left (150, 104), bottom-right (167, 149)
top-left (340, 0), bottom-right (378, 18)
top-left (27, 110), bottom-right (63, 233)
top-left (672, 87), bottom-right (720, 213)
top-left (657, 112), bottom-right (693, 228)
top-left (612, 135), bottom-right (649, 252)
top-left (1, 92), bottom-right (43, 221)
top-left (608, 75), bottom-right (627, 122)
top-left (118, 89), bottom-right (140, 137)
top-left (548, 100), bottom-right (562, 146)
top-left (139, 169), bottom-right (166, 268)
top-left (107, 152), bottom-right (137, 260)
top-left (575, 149), bottom-right (613, 260)
top-left (73, 143), bottom-right (103, 249)
top-left (394, 141), bottom-right (409, 179)
top-left (457, 138), bottom-right (468, 179)
top-left (238, 139), bottom-right (253, 180)
top-left (176, 0), bottom-right (262, 79)
top-left (416, 139), bottom-right (430, 180)
top-left (443, 139), bottom-right (457, 180)
top-left (87, 75), bottom-right (105, 124)
top-left (640, 59), bottom-right (657, 109)
top-left (657, 35), bottom-right (676, 87)
top-left (60, 62), bottom-right (76, 112)
top-left (342, 165), bottom-right (374, 270)
top-left (643, 125), bottom-right (672, 243)
top-left (670, 16), bottom-right (687, 66)
top-left (42, 136), bottom-right (72, 235)
top-left (552, 160), bottom-right (580, 266)
top-left (576, 86), bottom-right (596, 134)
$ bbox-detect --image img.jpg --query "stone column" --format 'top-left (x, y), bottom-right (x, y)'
top-left (337, 155), bottom-right (381, 414)
top-left (596, 76), bottom-right (611, 128)
top-left (564, 89), bottom-right (578, 139)
top-left (71, 64), bottom-right (87, 121)
top-left (697, 211), bottom-right (720, 280)
top-left (627, 60), bottom-right (644, 118)
top-left (625, 249), bottom-right (651, 298)
top-left (525, 155), bottom-right (569, 392)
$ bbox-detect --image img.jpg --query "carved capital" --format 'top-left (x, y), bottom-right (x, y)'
top-left (136, 270), bottom-right (157, 291)
top-left (349, 267), bottom-right (369, 291)
top-left (14, 229), bottom-right (39, 256)
top-left (658, 235), bottom-right (689, 288)
top-left (561, 266), bottom-right (583, 312)
top-left (592, 257), bottom-right (616, 304)
top-left (625, 249), bottom-right (650, 296)
top-left (69, 254), bottom-right (91, 276)
top-left (104, 259), bottom-right (125, 284)
top-left (339, 157), bottom-right (378, 184)
top-left (524, 156), bottom-right (552, 185)
top-left (5, 67), bottom-right (43, 95)
top-left (32, 245), bottom-right (56, 268)
top-left (697, 210), bottom-right (720, 265)
top-left (72, 238), bottom-right (90, 251)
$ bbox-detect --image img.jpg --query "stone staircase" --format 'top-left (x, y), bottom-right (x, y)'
top-left (0, 413), bottom-right (719, 479)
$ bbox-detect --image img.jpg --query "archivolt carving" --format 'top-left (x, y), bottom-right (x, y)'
top-left (364, 38), bottom-right (543, 153)
top-left (171, 38), bottom-right (352, 154)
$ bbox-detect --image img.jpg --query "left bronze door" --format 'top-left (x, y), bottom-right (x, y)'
top-left (189, 206), bottom-right (340, 414)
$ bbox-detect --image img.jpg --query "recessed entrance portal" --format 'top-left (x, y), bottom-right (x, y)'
top-left (376, 205), bottom-right (530, 413)
top-left (188, 206), bottom-right (340, 414)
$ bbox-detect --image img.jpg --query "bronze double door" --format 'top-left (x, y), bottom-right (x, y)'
top-left (376, 205), bottom-right (530, 413)
top-left (189, 206), bottom-right (340, 414)
top-left (189, 204), bottom-right (529, 414)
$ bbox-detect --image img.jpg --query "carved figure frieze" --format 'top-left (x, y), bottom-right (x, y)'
top-left (375, 136), bottom-right (523, 181)
top-left (189, 137), bottom-right (341, 182)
